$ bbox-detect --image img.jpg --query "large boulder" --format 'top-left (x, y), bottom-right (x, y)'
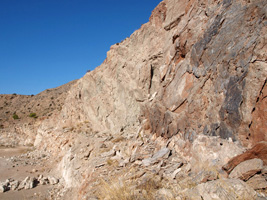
top-left (181, 178), bottom-right (257, 200)
top-left (223, 142), bottom-right (267, 174)
top-left (229, 158), bottom-right (263, 181)
top-left (246, 174), bottom-right (267, 190)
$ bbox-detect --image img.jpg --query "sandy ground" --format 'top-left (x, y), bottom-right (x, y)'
top-left (0, 147), bottom-right (54, 200)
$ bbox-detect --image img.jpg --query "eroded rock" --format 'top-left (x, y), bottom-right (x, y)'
top-left (229, 158), bottom-right (263, 181)
top-left (181, 179), bottom-right (257, 200)
top-left (223, 142), bottom-right (267, 174)
top-left (142, 148), bottom-right (170, 166)
top-left (0, 183), bottom-right (9, 193)
top-left (246, 175), bottom-right (267, 190)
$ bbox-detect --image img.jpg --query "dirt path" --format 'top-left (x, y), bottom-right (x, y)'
top-left (0, 147), bottom-right (55, 200)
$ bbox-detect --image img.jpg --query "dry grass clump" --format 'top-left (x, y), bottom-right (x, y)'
top-left (97, 175), bottom-right (176, 200)
top-left (97, 180), bottom-right (136, 200)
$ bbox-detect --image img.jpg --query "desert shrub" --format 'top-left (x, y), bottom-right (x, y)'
top-left (12, 114), bottom-right (19, 119)
top-left (97, 175), bottom-right (173, 200)
top-left (29, 113), bottom-right (37, 118)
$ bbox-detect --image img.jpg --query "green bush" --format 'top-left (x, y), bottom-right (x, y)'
top-left (29, 113), bottom-right (37, 118)
top-left (13, 114), bottom-right (19, 119)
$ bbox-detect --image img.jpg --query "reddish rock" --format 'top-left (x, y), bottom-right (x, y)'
top-left (250, 80), bottom-right (267, 145)
top-left (223, 142), bottom-right (267, 174)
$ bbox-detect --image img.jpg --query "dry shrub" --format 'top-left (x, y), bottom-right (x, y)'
top-left (97, 175), bottom-right (176, 200)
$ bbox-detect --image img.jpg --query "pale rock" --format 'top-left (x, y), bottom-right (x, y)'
top-left (142, 147), bottom-right (170, 166)
top-left (229, 158), bottom-right (263, 181)
top-left (171, 168), bottom-right (182, 179)
top-left (18, 176), bottom-right (38, 190)
top-left (10, 180), bottom-right (20, 190)
top-left (163, 162), bottom-right (183, 175)
top-left (246, 175), bottom-right (267, 190)
top-left (182, 179), bottom-right (257, 200)
top-left (100, 149), bottom-right (115, 158)
top-left (192, 170), bottom-right (219, 184)
top-left (0, 182), bottom-right (9, 193)
top-left (262, 166), bottom-right (267, 175)
top-left (118, 158), bottom-right (130, 167)
top-left (48, 176), bottom-right (59, 185)
top-left (190, 135), bottom-right (244, 172)
top-left (223, 142), bottom-right (267, 174)
top-left (37, 174), bottom-right (43, 181)
top-left (156, 188), bottom-right (174, 200)
top-left (38, 175), bottom-right (50, 185)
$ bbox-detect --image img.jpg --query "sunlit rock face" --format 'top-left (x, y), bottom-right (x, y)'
top-left (3, 0), bottom-right (263, 198)
top-left (55, 0), bottom-right (266, 147)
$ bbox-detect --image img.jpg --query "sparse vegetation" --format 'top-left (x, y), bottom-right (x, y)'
top-left (97, 176), bottom-right (173, 200)
top-left (29, 113), bottom-right (37, 118)
top-left (12, 114), bottom-right (19, 120)
top-left (97, 178), bottom-right (138, 200)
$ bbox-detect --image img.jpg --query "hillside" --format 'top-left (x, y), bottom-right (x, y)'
top-left (0, 0), bottom-right (266, 199)
top-left (0, 80), bottom-right (77, 146)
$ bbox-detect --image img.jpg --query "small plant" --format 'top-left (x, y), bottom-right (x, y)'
top-left (12, 114), bottom-right (19, 120)
top-left (29, 113), bottom-right (37, 118)
top-left (97, 176), bottom-right (170, 200)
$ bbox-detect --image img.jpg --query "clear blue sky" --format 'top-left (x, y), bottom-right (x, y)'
top-left (0, 0), bottom-right (162, 95)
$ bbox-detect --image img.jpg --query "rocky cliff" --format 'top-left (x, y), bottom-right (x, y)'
top-left (1, 0), bottom-right (267, 199)
top-left (40, 0), bottom-right (266, 147)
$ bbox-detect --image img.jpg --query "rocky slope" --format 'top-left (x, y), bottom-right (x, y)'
top-left (1, 0), bottom-right (267, 199)
top-left (0, 80), bottom-right (77, 146)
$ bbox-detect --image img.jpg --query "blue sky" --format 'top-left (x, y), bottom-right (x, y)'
top-left (0, 0), bottom-right (162, 95)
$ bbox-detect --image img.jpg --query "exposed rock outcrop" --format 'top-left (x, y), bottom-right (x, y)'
top-left (30, 0), bottom-right (266, 198)
top-left (36, 0), bottom-right (267, 149)
top-left (1, 0), bottom-right (266, 199)
top-left (223, 141), bottom-right (267, 174)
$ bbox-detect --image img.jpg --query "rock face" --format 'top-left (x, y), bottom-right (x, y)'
top-left (1, 0), bottom-right (267, 199)
top-left (28, 0), bottom-right (266, 197)
top-left (35, 0), bottom-right (267, 150)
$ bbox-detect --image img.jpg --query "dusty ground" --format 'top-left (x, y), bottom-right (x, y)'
top-left (0, 147), bottom-right (56, 200)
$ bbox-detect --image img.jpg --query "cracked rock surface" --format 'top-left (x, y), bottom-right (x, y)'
top-left (0, 0), bottom-right (266, 199)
